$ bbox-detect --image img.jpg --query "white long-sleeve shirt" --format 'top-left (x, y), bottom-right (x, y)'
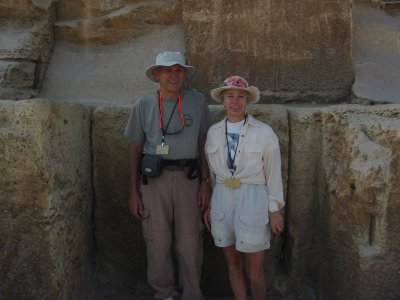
top-left (205, 115), bottom-right (284, 212)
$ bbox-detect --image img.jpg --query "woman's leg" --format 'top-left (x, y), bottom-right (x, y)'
top-left (245, 250), bottom-right (266, 300)
top-left (222, 245), bottom-right (247, 300)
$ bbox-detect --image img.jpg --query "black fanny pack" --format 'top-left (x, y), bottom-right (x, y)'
top-left (141, 154), bottom-right (163, 177)
top-left (141, 154), bottom-right (200, 181)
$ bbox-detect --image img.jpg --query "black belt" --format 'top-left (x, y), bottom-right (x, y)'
top-left (163, 159), bottom-right (196, 167)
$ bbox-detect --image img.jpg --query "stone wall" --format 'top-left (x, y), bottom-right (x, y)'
top-left (2, 0), bottom-right (356, 104)
top-left (0, 99), bottom-right (92, 299)
top-left (0, 1), bottom-right (55, 100)
top-left (91, 104), bottom-right (400, 299)
top-left (319, 105), bottom-right (400, 299)
top-left (1, 100), bottom-right (400, 298)
top-left (352, 0), bottom-right (400, 104)
top-left (286, 105), bottom-right (400, 299)
top-left (90, 104), bottom-right (289, 297)
top-left (182, 0), bottom-right (353, 103)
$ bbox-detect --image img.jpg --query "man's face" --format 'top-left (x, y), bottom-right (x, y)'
top-left (154, 65), bottom-right (186, 97)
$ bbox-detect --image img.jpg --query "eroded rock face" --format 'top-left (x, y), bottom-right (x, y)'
top-left (91, 104), bottom-right (289, 297)
top-left (284, 107), bottom-right (324, 298)
top-left (320, 105), bottom-right (400, 299)
top-left (0, 99), bottom-right (92, 299)
top-left (0, 1), bottom-right (55, 100)
top-left (54, 0), bottom-right (182, 45)
top-left (182, 0), bottom-right (353, 103)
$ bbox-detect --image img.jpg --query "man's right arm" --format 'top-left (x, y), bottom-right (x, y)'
top-left (129, 140), bottom-right (143, 219)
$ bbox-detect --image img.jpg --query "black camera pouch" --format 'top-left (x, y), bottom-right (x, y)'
top-left (141, 154), bottom-right (163, 177)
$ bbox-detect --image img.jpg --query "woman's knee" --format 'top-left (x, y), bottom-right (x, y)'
top-left (223, 246), bottom-right (243, 273)
top-left (246, 267), bottom-right (265, 283)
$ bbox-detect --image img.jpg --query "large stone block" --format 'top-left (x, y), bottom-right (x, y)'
top-left (320, 105), bottom-right (400, 299)
top-left (0, 1), bottom-right (55, 99)
top-left (92, 104), bottom-right (289, 297)
top-left (0, 60), bottom-right (36, 88)
top-left (54, 0), bottom-right (182, 45)
top-left (91, 106), bottom-right (151, 297)
top-left (352, 1), bottom-right (400, 104)
top-left (182, 0), bottom-right (353, 103)
top-left (283, 105), bottom-right (400, 299)
top-left (0, 99), bottom-right (93, 299)
top-left (283, 107), bottom-right (324, 298)
top-left (0, 15), bottom-right (54, 62)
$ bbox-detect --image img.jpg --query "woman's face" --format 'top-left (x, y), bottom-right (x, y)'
top-left (222, 89), bottom-right (249, 120)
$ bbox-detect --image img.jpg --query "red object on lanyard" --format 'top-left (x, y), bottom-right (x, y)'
top-left (158, 91), bottom-right (185, 130)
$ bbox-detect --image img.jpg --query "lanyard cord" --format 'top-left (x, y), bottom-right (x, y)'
top-left (225, 116), bottom-right (247, 176)
top-left (158, 91), bottom-right (185, 145)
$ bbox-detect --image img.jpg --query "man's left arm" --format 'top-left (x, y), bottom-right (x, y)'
top-left (198, 134), bottom-right (211, 211)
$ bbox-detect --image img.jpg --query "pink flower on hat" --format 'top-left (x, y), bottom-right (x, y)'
top-left (224, 76), bottom-right (249, 88)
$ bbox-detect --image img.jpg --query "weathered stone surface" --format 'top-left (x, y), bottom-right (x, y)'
top-left (91, 104), bottom-right (289, 297)
top-left (281, 105), bottom-right (400, 299)
top-left (0, 1), bottom-right (55, 99)
top-left (182, 0), bottom-right (353, 103)
top-left (0, 60), bottom-right (36, 88)
top-left (352, 1), bottom-right (400, 104)
top-left (91, 106), bottom-right (151, 296)
top-left (54, 0), bottom-right (182, 45)
top-left (39, 25), bottom-right (185, 106)
top-left (283, 107), bottom-right (323, 298)
top-left (0, 99), bottom-right (93, 299)
top-left (319, 105), bottom-right (400, 299)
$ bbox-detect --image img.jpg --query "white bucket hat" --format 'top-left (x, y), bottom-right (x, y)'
top-left (145, 51), bottom-right (195, 82)
top-left (210, 76), bottom-right (260, 103)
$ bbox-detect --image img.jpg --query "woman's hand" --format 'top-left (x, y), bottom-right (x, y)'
top-left (203, 208), bottom-right (211, 231)
top-left (198, 180), bottom-right (211, 211)
top-left (269, 211), bottom-right (284, 235)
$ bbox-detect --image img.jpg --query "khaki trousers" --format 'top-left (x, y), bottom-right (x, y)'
top-left (141, 170), bottom-right (204, 300)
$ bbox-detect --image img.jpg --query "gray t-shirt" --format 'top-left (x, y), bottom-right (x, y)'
top-left (125, 90), bottom-right (213, 160)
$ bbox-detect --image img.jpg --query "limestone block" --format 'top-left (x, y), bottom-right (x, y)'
top-left (0, 15), bottom-right (54, 62)
top-left (0, 99), bottom-right (92, 299)
top-left (55, 0), bottom-right (182, 45)
top-left (282, 107), bottom-right (323, 298)
top-left (91, 104), bottom-right (289, 297)
top-left (0, 87), bottom-right (37, 101)
top-left (0, 60), bottom-right (36, 88)
top-left (182, 0), bottom-right (353, 103)
top-left (92, 106), bottom-right (151, 296)
top-left (0, 0), bottom-right (54, 18)
top-left (320, 105), bottom-right (400, 299)
top-left (352, 1), bottom-right (400, 104)
top-left (0, 1), bottom-right (55, 99)
top-left (56, 0), bottom-right (148, 20)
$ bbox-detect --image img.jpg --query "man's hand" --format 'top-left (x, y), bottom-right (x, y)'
top-left (129, 191), bottom-right (144, 220)
top-left (198, 180), bottom-right (211, 211)
top-left (269, 211), bottom-right (284, 235)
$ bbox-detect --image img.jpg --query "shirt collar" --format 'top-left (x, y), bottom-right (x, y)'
top-left (213, 114), bottom-right (261, 129)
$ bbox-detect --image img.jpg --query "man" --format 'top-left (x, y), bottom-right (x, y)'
top-left (125, 51), bottom-right (213, 300)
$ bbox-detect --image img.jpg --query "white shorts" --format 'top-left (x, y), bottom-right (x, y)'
top-left (210, 183), bottom-right (271, 253)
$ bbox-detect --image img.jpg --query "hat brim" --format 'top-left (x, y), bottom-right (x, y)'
top-left (210, 86), bottom-right (260, 103)
top-left (145, 63), bottom-right (195, 82)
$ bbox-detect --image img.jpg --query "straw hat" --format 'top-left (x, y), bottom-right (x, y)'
top-left (210, 76), bottom-right (260, 103)
top-left (145, 51), bottom-right (195, 82)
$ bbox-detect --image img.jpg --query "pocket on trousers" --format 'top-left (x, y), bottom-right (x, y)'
top-left (239, 215), bottom-right (268, 246)
top-left (211, 210), bottom-right (229, 244)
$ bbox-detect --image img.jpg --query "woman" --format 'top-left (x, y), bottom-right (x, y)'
top-left (204, 76), bottom-right (285, 300)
